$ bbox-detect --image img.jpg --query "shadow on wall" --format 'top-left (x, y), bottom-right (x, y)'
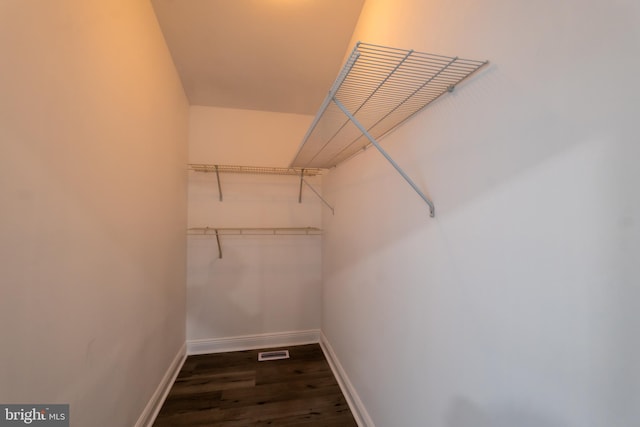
top-left (396, 63), bottom-right (594, 218)
top-left (446, 397), bottom-right (565, 427)
top-left (187, 235), bottom-right (322, 340)
top-left (322, 61), bottom-right (604, 274)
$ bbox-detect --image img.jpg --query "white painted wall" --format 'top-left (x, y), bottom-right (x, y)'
top-left (187, 106), bottom-right (322, 343)
top-left (0, 1), bottom-right (189, 426)
top-left (322, 0), bottom-right (640, 426)
top-left (190, 106), bottom-right (313, 167)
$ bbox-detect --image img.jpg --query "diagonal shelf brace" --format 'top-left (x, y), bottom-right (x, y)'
top-left (293, 168), bottom-right (335, 214)
top-left (302, 177), bottom-right (335, 215)
top-left (332, 97), bottom-right (435, 217)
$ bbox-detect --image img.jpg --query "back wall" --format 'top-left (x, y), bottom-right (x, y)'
top-left (187, 106), bottom-right (322, 348)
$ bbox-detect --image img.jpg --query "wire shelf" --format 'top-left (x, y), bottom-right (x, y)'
top-left (189, 164), bottom-right (325, 176)
top-left (187, 163), bottom-right (333, 211)
top-left (290, 42), bottom-right (488, 169)
top-left (188, 227), bottom-right (322, 258)
top-left (188, 227), bottom-right (323, 236)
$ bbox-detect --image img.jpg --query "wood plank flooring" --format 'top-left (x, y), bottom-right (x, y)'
top-left (153, 344), bottom-right (357, 426)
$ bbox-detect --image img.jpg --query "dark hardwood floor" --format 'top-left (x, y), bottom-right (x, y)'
top-left (153, 343), bottom-right (358, 426)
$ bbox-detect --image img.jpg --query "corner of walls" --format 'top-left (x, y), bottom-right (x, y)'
top-left (186, 106), bottom-right (323, 348)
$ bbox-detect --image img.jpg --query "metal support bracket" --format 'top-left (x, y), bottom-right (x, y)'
top-left (298, 169), bottom-right (305, 203)
top-left (332, 97), bottom-right (435, 217)
top-left (214, 229), bottom-right (222, 259)
top-left (214, 165), bottom-right (223, 201)
top-left (301, 177), bottom-right (335, 215)
top-left (290, 168), bottom-right (335, 214)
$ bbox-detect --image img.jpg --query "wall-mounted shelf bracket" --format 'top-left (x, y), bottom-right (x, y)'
top-left (188, 227), bottom-right (323, 259)
top-left (300, 176), bottom-right (335, 215)
top-left (214, 165), bottom-right (222, 201)
top-left (214, 228), bottom-right (222, 258)
top-left (298, 169), bottom-right (305, 203)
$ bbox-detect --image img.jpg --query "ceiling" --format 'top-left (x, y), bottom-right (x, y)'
top-left (151, 0), bottom-right (365, 115)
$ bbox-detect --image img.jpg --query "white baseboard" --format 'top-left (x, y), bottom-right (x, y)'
top-left (320, 332), bottom-right (375, 427)
top-left (187, 329), bottom-right (321, 355)
top-left (135, 342), bottom-right (186, 427)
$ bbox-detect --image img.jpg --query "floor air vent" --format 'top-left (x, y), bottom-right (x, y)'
top-left (258, 350), bottom-right (290, 361)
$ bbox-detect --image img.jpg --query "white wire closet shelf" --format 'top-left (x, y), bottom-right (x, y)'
top-left (188, 164), bottom-right (324, 176)
top-left (188, 163), bottom-right (334, 213)
top-left (188, 227), bottom-right (323, 236)
top-left (188, 227), bottom-right (323, 259)
top-left (291, 42), bottom-right (488, 169)
top-left (290, 42), bottom-right (488, 217)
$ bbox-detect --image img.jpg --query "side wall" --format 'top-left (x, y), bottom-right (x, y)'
top-left (0, 1), bottom-right (189, 426)
top-left (187, 106), bottom-right (322, 348)
top-left (322, 0), bottom-right (640, 426)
